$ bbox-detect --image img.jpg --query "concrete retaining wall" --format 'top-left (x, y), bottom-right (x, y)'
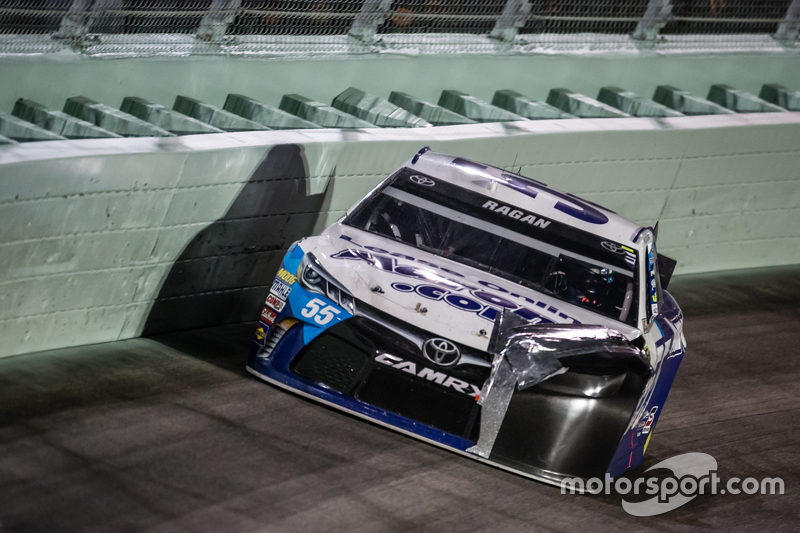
top-left (1, 112), bottom-right (799, 358)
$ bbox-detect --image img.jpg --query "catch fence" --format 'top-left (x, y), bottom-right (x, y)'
top-left (1, 0), bottom-right (798, 56)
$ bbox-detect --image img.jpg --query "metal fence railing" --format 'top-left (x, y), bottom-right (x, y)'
top-left (0, 0), bottom-right (798, 56)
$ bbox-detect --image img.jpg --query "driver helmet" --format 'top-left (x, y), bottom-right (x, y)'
top-left (577, 266), bottom-right (615, 297)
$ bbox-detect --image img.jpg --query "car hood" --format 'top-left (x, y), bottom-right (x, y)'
top-left (303, 224), bottom-right (640, 352)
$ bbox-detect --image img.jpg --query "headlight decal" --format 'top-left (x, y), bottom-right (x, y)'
top-left (252, 245), bottom-right (306, 355)
top-left (297, 252), bottom-right (356, 317)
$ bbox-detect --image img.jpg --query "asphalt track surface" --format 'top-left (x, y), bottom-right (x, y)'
top-left (1, 266), bottom-right (798, 532)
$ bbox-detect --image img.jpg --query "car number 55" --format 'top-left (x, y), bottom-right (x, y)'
top-left (300, 298), bottom-right (342, 325)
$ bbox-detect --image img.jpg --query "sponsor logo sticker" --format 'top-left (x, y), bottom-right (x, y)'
top-left (331, 236), bottom-right (580, 325)
top-left (276, 268), bottom-right (297, 285)
top-left (375, 354), bottom-right (481, 397)
top-left (642, 406), bottom-right (658, 434)
top-left (270, 278), bottom-right (292, 300)
top-left (647, 242), bottom-right (659, 315)
top-left (255, 327), bottom-right (266, 341)
top-left (410, 175), bottom-right (435, 186)
top-left (265, 293), bottom-right (286, 312)
top-left (422, 338), bottom-right (460, 367)
top-left (261, 307), bottom-right (277, 325)
top-left (602, 240), bottom-right (626, 254)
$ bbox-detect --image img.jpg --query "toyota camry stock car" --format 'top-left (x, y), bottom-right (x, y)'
top-left (247, 147), bottom-right (686, 486)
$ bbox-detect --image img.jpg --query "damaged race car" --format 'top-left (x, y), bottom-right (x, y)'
top-left (247, 148), bottom-right (686, 486)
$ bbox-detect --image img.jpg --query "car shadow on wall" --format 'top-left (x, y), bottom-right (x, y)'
top-left (142, 144), bottom-right (335, 339)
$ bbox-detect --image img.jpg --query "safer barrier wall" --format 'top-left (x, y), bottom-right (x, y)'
top-left (1, 113), bottom-right (799, 358)
top-left (3, 53), bottom-right (800, 117)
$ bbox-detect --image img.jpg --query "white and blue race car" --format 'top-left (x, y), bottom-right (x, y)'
top-left (247, 148), bottom-right (686, 486)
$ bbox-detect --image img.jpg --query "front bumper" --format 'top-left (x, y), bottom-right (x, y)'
top-left (249, 299), bottom-right (651, 482)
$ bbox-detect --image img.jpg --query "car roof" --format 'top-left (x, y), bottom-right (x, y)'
top-left (405, 150), bottom-right (644, 247)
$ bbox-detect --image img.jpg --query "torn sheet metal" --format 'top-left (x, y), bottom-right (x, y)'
top-left (468, 311), bottom-right (649, 458)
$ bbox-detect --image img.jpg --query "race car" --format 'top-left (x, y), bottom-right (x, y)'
top-left (247, 148), bottom-right (686, 486)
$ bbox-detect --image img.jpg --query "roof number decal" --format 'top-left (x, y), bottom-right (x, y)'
top-left (448, 157), bottom-right (609, 225)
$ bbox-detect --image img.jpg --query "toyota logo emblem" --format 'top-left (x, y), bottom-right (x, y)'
top-left (422, 338), bottom-right (460, 366)
top-left (410, 175), bottom-right (435, 187)
top-left (601, 240), bottom-right (626, 254)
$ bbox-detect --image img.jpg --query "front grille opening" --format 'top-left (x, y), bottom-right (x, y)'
top-left (289, 318), bottom-right (488, 441)
top-left (291, 335), bottom-right (369, 392)
top-left (358, 368), bottom-right (481, 440)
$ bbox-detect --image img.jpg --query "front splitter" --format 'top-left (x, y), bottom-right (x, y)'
top-left (247, 364), bottom-right (581, 492)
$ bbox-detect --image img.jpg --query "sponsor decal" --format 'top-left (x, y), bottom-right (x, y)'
top-left (261, 307), bottom-right (277, 326)
top-left (270, 278), bottom-right (292, 300)
top-left (409, 175), bottom-right (435, 186)
top-left (255, 327), bottom-right (266, 341)
top-left (647, 242), bottom-right (658, 315)
top-left (603, 241), bottom-right (637, 270)
top-left (602, 240), bottom-right (626, 254)
top-left (642, 406), bottom-right (658, 434)
top-left (276, 268), bottom-right (297, 285)
top-left (482, 200), bottom-right (551, 228)
top-left (265, 293), bottom-right (286, 312)
top-left (391, 279), bottom-right (553, 324)
top-left (422, 338), bottom-right (460, 366)
top-left (375, 353), bottom-right (481, 397)
top-left (333, 236), bottom-right (580, 325)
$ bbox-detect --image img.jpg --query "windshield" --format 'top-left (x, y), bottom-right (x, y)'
top-left (344, 167), bottom-right (639, 326)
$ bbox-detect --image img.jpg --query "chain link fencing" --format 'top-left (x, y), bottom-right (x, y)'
top-left (0, 0), bottom-right (798, 56)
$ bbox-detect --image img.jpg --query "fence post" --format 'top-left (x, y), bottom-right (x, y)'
top-left (56, 0), bottom-right (92, 39)
top-left (631, 0), bottom-right (672, 42)
top-left (348, 0), bottom-right (393, 44)
top-left (56, 0), bottom-right (123, 40)
top-left (196, 0), bottom-right (243, 43)
top-left (489, 0), bottom-right (531, 42)
top-left (775, 0), bottom-right (800, 44)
